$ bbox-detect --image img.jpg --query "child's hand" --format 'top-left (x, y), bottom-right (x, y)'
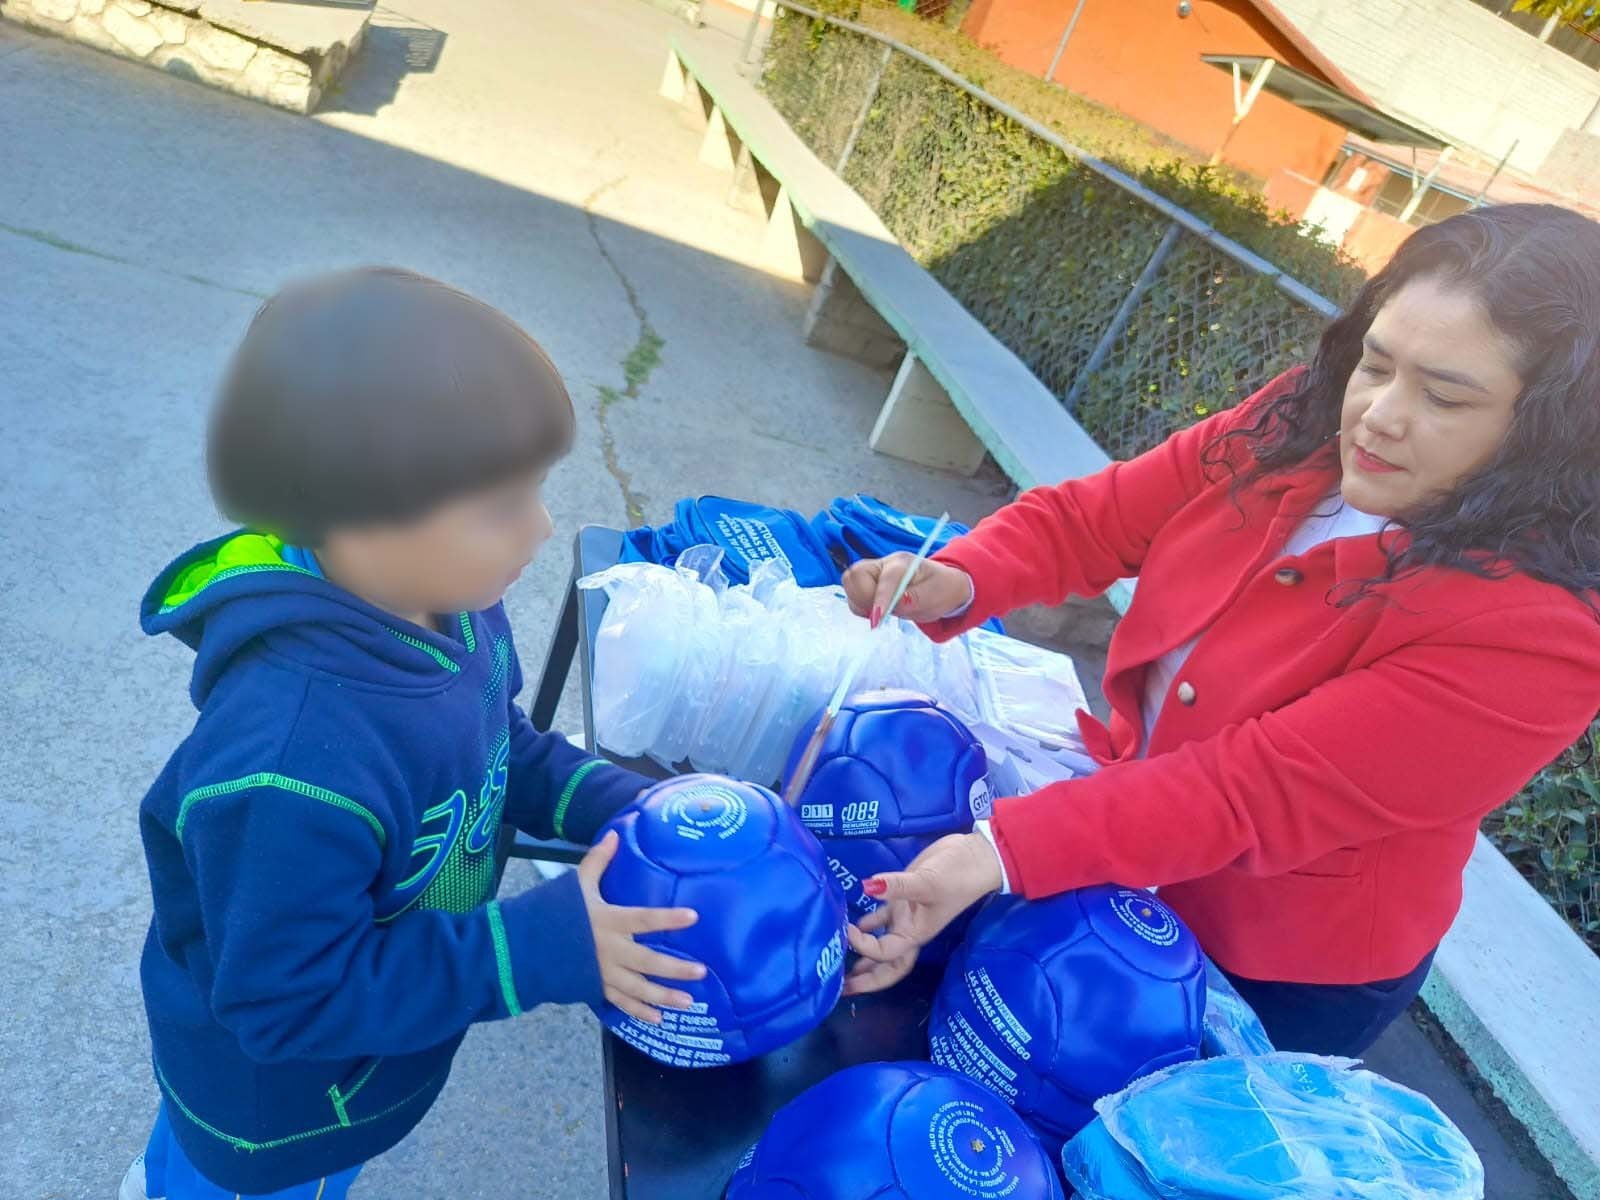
top-left (577, 831), bottom-right (705, 1024)
top-left (842, 554), bottom-right (974, 627)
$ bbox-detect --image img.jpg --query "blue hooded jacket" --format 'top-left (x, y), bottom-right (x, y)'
top-left (137, 532), bottom-right (644, 1192)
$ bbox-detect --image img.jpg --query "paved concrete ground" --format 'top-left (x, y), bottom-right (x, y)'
top-left (0, 3), bottom-right (1569, 1198)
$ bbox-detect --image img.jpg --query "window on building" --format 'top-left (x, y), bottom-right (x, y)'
top-left (1371, 172), bottom-right (1475, 226)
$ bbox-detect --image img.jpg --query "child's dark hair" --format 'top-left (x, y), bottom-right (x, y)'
top-left (208, 267), bottom-right (574, 544)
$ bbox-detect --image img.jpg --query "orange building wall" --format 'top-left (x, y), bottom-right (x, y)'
top-left (1342, 209), bottom-right (1412, 274)
top-left (962, 0), bottom-right (1346, 183)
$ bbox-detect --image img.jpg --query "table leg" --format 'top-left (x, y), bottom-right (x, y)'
top-left (530, 578), bottom-right (579, 733)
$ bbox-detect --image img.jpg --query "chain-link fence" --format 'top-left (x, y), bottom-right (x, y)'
top-left (759, 2), bottom-right (1344, 460)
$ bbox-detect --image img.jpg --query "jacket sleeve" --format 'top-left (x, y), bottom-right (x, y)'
top-left (922, 369), bottom-right (1305, 641)
top-left (989, 602), bottom-right (1600, 897)
top-left (182, 781), bottom-right (603, 1064)
top-left (501, 648), bottom-right (649, 845)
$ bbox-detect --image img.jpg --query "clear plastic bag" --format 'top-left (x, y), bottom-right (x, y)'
top-left (579, 554), bottom-right (1098, 790)
top-left (1061, 1053), bottom-right (1484, 1200)
top-left (578, 563), bottom-right (700, 758)
top-left (1201, 956), bottom-right (1276, 1058)
top-left (965, 627), bottom-right (1089, 750)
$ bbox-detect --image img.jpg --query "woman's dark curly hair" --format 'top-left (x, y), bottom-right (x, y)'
top-left (1203, 203), bottom-right (1600, 612)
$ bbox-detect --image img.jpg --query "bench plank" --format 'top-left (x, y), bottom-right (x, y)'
top-left (669, 36), bottom-right (1110, 494)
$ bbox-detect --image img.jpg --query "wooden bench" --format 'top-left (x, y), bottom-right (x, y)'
top-left (660, 34), bottom-right (1133, 610)
top-left (660, 36), bottom-right (1115, 484)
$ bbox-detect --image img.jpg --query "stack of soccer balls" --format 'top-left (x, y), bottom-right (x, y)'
top-left (781, 690), bottom-right (992, 963)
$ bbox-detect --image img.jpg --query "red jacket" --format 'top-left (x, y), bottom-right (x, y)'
top-left (928, 370), bottom-right (1600, 984)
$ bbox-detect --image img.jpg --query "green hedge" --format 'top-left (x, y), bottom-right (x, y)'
top-left (1484, 723), bottom-right (1600, 953)
top-left (762, 9), bottom-right (1364, 460)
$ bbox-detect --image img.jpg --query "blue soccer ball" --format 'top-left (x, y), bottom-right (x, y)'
top-left (725, 1061), bottom-right (1066, 1200)
top-left (784, 690), bottom-right (990, 839)
top-left (597, 775), bottom-right (848, 1067)
top-left (820, 834), bottom-right (975, 965)
top-left (929, 887), bottom-right (1206, 1152)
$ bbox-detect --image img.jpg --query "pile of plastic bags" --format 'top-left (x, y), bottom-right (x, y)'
top-left (1062, 1053), bottom-right (1485, 1200)
top-left (577, 551), bottom-right (1089, 788)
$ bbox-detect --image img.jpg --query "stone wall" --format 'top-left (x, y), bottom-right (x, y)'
top-left (0, 0), bottom-right (370, 114)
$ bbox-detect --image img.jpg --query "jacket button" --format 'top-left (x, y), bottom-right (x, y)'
top-left (1274, 567), bottom-right (1304, 586)
top-left (1177, 681), bottom-right (1197, 706)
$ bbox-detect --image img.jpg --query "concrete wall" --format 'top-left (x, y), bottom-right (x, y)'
top-left (1540, 126), bottom-right (1600, 198)
top-left (1270, 0), bottom-right (1600, 176)
top-left (962, 0), bottom-right (1347, 182)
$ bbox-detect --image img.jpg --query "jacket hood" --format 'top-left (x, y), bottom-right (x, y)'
top-left (142, 531), bottom-right (473, 707)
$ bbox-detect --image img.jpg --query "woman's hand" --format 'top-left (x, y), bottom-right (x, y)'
top-left (842, 553), bottom-right (974, 627)
top-left (841, 832), bottom-right (1005, 996)
top-left (578, 831), bottom-right (706, 1024)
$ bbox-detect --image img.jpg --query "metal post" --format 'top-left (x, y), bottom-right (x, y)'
top-left (1064, 222), bottom-right (1182, 412)
top-left (740, 0), bottom-right (769, 64)
top-left (1208, 58), bottom-right (1274, 166)
top-left (836, 44), bottom-right (894, 173)
top-left (1399, 145), bottom-right (1454, 223)
top-left (1470, 140), bottom-right (1517, 208)
top-left (1045, 0), bottom-right (1088, 84)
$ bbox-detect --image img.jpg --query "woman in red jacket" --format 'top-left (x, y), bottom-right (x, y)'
top-left (840, 202), bottom-right (1600, 1056)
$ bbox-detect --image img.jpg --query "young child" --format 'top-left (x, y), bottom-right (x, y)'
top-left (123, 268), bottom-right (704, 1200)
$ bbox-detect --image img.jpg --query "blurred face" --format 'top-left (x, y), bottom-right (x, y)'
top-left (321, 471), bottom-right (555, 622)
top-left (1339, 275), bottom-right (1523, 518)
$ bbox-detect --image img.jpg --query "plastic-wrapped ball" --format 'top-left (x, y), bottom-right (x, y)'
top-left (597, 775), bottom-right (848, 1067)
top-left (820, 834), bottom-right (975, 966)
top-left (725, 1061), bottom-right (1066, 1200)
top-left (784, 690), bottom-right (990, 840)
top-left (929, 887), bottom-right (1205, 1152)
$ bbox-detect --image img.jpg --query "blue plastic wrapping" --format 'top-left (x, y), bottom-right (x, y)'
top-left (1061, 1053), bottom-right (1485, 1200)
top-left (1200, 955), bottom-right (1276, 1057)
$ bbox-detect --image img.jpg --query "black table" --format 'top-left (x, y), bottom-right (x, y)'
top-left (507, 525), bottom-right (941, 1200)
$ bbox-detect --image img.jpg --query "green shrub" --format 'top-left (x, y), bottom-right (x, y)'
top-left (1484, 723), bottom-right (1600, 952)
top-left (762, 9), bottom-right (1361, 458)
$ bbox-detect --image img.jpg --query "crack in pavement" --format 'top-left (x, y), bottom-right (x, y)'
top-left (0, 220), bottom-right (267, 299)
top-left (582, 177), bottom-right (659, 528)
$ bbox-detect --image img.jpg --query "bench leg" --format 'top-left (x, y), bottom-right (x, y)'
top-left (870, 356), bottom-right (988, 476)
top-left (802, 257), bottom-right (904, 369)
top-left (685, 78), bottom-right (713, 129)
top-left (759, 184), bottom-right (827, 283)
top-left (659, 47), bottom-right (687, 103)
top-left (698, 104), bottom-right (742, 172)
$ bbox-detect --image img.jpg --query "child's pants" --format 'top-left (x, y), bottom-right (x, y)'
top-left (141, 1104), bottom-right (362, 1200)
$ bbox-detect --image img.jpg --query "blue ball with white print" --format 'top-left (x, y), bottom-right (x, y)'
top-left (724, 1061), bottom-right (1066, 1200)
top-left (596, 774), bottom-right (848, 1067)
top-left (783, 690), bottom-right (990, 840)
top-left (929, 887), bottom-right (1206, 1154)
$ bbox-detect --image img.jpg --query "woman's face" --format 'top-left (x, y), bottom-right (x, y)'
top-left (1339, 275), bottom-right (1524, 518)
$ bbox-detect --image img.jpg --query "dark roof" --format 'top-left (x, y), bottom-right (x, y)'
top-left (1201, 54), bottom-right (1450, 149)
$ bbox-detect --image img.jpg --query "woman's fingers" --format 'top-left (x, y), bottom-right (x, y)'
top-left (841, 558), bottom-right (882, 618)
top-left (858, 906), bottom-right (891, 934)
top-left (842, 951), bottom-right (916, 996)
top-left (863, 869), bottom-right (940, 906)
